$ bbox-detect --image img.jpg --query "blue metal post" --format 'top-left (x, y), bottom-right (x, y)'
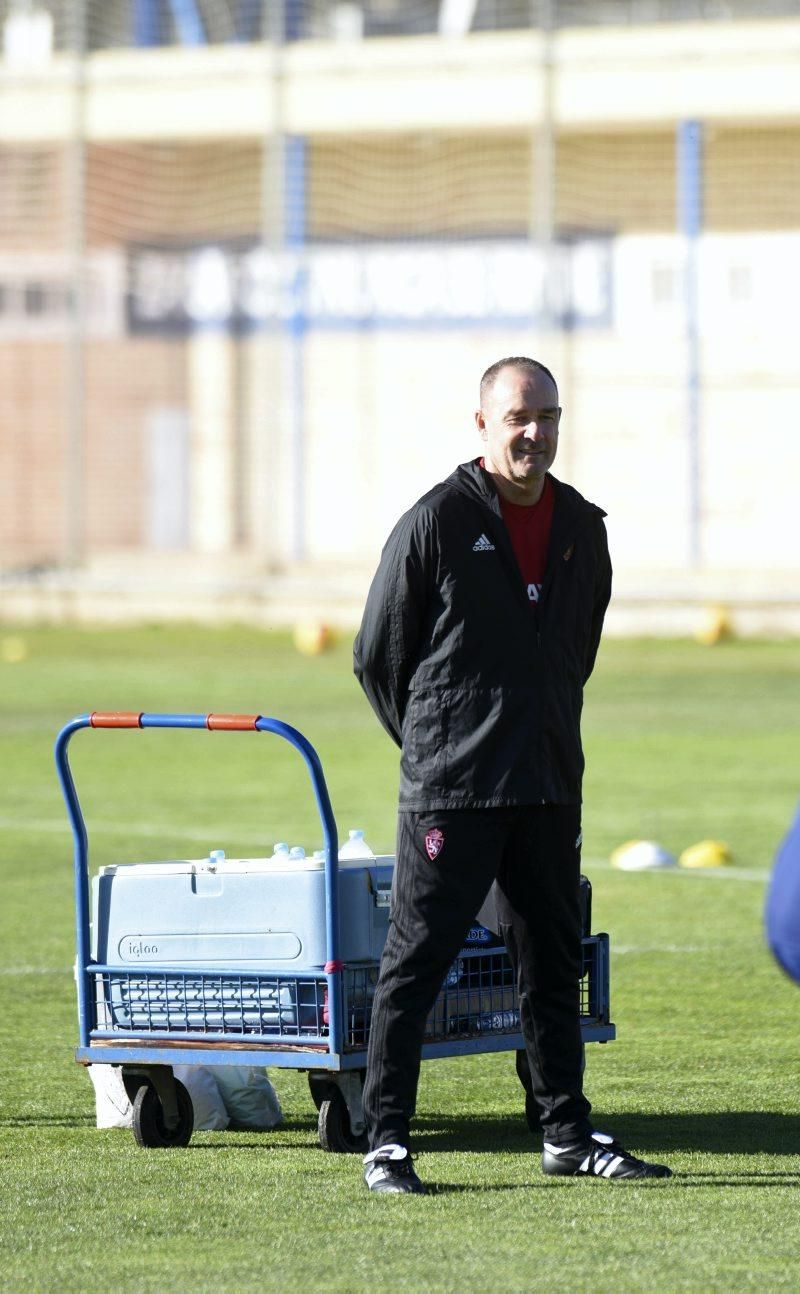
top-left (234, 0), bottom-right (262, 42)
top-left (284, 0), bottom-right (304, 41)
top-left (135, 0), bottom-right (206, 46)
top-left (677, 120), bottom-right (703, 567)
top-left (54, 716), bottom-right (93, 1047)
top-left (285, 134), bottom-right (308, 562)
top-left (168, 0), bottom-right (206, 44)
top-left (133, 0), bottom-right (164, 46)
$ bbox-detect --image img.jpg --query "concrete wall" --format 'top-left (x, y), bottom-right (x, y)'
top-left (1, 20), bottom-right (799, 615)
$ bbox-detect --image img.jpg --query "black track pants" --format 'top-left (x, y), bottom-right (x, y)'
top-left (363, 805), bottom-right (593, 1151)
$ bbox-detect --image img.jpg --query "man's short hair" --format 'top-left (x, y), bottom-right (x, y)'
top-left (479, 357), bottom-right (558, 408)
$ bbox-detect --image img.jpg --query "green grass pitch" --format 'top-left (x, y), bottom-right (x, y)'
top-left (1, 625), bottom-right (799, 1292)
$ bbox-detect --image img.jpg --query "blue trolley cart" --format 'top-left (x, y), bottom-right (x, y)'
top-left (56, 710), bottom-right (615, 1151)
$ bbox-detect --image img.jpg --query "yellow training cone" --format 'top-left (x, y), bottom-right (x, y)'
top-left (678, 839), bottom-right (732, 869)
top-left (694, 604), bottom-right (733, 646)
top-left (292, 622), bottom-right (334, 656)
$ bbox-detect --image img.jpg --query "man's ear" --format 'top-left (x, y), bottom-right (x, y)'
top-left (475, 409), bottom-right (487, 440)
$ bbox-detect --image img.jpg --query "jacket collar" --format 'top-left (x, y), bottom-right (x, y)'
top-left (448, 458), bottom-right (606, 524)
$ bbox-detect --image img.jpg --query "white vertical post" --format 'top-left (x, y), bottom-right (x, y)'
top-left (188, 331), bottom-right (237, 553)
top-left (256, 3), bottom-right (308, 566)
top-left (284, 134), bottom-right (307, 563)
top-left (145, 408), bottom-right (190, 549)
top-left (532, 0), bottom-right (556, 333)
top-left (65, 0), bottom-right (87, 566)
top-left (677, 119), bottom-right (703, 567)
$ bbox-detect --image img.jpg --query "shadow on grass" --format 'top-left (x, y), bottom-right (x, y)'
top-left (184, 1117), bottom-right (319, 1150)
top-left (412, 1110), bottom-right (800, 1157)
top-left (422, 1173), bottom-right (800, 1193)
top-left (595, 1111), bottom-right (800, 1157)
top-left (7, 1110), bottom-right (799, 1187)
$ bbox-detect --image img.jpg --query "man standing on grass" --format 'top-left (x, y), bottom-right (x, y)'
top-left (354, 356), bottom-right (672, 1193)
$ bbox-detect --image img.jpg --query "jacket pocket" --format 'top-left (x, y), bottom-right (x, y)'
top-left (401, 688), bottom-right (449, 793)
top-left (440, 684), bottom-right (537, 800)
top-left (548, 556), bottom-right (594, 670)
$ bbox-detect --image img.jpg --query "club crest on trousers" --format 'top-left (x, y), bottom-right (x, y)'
top-left (424, 828), bottom-right (445, 860)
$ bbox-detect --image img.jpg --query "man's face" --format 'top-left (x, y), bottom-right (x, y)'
top-left (475, 365), bottom-right (561, 499)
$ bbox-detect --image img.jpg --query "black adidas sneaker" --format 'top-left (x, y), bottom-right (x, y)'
top-left (542, 1131), bottom-right (672, 1179)
top-left (363, 1144), bottom-right (427, 1194)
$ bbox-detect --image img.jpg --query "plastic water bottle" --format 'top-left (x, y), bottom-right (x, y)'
top-left (289, 845), bottom-right (306, 860)
top-left (338, 829), bottom-right (374, 861)
top-left (478, 1009), bottom-right (519, 1032)
top-left (271, 842), bottom-right (290, 862)
top-left (209, 849), bottom-right (225, 867)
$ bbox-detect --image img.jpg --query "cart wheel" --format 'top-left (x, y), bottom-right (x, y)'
top-left (131, 1079), bottom-right (194, 1149)
top-left (318, 1088), bottom-right (367, 1154)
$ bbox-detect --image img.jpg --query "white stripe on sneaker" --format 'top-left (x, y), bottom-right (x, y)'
top-left (602, 1155), bottom-right (624, 1177)
top-left (363, 1143), bottom-right (407, 1165)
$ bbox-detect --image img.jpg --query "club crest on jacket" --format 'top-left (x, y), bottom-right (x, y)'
top-left (425, 828), bottom-right (445, 860)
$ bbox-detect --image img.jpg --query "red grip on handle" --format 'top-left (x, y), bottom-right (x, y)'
top-left (90, 712), bottom-right (143, 728)
top-left (206, 713), bottom-right (260, 731)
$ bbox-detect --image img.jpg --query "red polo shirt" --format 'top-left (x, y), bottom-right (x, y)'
top-left (499, 477), bottom-right (554, 605)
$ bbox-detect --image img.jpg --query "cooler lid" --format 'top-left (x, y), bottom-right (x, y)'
top-left (98, 853), bottom-right (395, 877)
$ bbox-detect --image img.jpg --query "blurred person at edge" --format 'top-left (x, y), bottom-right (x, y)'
top-left (766, 803), bottom-right (800, 985)
top-left (354, 357), bottom-right (672, 1193)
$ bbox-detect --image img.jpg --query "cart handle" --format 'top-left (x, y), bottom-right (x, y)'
top-left (55, 712), bottom-right (342, 1056)
top-left (89, 712), bottom-right (267, 730)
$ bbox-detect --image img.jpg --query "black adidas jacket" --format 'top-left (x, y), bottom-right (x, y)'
top-left (354, 459), bottom-right (612, 810)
